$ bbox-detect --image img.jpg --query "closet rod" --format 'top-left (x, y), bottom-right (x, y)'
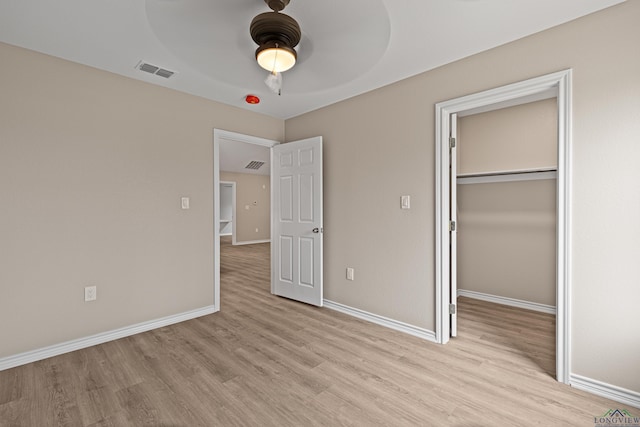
top-left (457, 168), bottom-right (557, 185)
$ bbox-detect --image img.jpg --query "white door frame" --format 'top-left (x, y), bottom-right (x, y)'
top-left (449, 113), bottom-right (458, 337)
top-left (434, 70), bottom-right (572, 384)
top-left (213, 129), bottom-right (279, 312)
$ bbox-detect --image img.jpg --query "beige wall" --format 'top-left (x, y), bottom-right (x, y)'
top-left (286, 2), bottom-right (640, 392)
top-left (457, 100), bottom-right (557, 306)
top-left (458, 98), bottom-right (557, 174)
top-left (457, 180), bottom-right (557, 306)
top-left (220, 172), bottom-right (270, 242)
top-left (0, 41), bottom-right (283, 358)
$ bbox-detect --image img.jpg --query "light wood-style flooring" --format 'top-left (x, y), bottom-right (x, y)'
top-left (0, 237), bottom-right (622, 426)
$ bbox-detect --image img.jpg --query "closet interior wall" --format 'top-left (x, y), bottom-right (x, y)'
top-left (457, 98), bottom-right (558, 307)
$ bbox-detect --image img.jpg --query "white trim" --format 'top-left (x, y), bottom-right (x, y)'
top-left (231, 180), bottom-right (238, 244)
top-left (0, 305), bottom-right (216, 372)
top-left (458, 289), bottom-right (556, 314)
top-left (213, 133), bottom-right (221, 312)
top-left (213, 129), bottom-right (279, 312)
top-left (556, 70), bottom-right (573, 386)
top-left (323, 300), bottom-right (437, 343)
top-left (570, 374), bottom-right (640, 409)
top-left (458, 166), bottom-right (556, 177)
top-left (233, 239), bottom-right (271, 246)
top-left (435, 69), bottom-right (572, 384)
top-left (270, 146), bottom-right (275, 295)
top-left (457, 170), bottom-right (557, 185)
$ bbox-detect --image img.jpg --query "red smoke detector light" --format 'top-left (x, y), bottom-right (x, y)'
top-left (245, 95), bottom-right (260, 104)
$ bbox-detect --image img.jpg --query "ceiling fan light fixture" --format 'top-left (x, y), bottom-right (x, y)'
top-left (256, 42), bottom-right (296, 73)
top-left (250, 1), bottom-right (301, 74)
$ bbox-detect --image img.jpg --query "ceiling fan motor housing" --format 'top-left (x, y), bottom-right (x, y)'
top-left (250, 11), bottom-right (301, 55)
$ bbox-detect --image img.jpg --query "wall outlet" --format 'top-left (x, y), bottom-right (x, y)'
top-left (255, 228), bottom-right (259, 233)
top-left (346, 267), bottom-right (355, 281)
top-left (84, 285), bottom-right (97, 302)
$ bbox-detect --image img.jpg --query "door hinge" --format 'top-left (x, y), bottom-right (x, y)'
top-left (449, 220), bottom-right (456, 232)
top-left (449, 304), bottom-right (456, 315)
top-left (449, 137), bottom-right (456, 148)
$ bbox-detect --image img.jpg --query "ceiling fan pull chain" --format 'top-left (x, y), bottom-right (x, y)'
top-left (265, 71), bottom-right (283, 96)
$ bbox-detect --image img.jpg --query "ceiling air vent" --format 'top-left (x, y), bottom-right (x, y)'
top-left (135, 61), bottom-right (176, 79)
top-left (245, 161), bottom-right (265, 170)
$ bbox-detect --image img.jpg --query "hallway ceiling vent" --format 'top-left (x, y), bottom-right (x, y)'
top-left (245, 161), bottom-right (265, 170)
top-left (135, 61), bottom-right (176, 79)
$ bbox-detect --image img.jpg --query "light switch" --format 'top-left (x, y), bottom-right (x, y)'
top-left (181, 197), bottom-right (190, 209)
top-left (401, 195), bottom-right (410, 209)
top-left (346, 267), bottom-right (355, 281)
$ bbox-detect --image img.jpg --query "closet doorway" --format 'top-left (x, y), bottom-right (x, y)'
top-left (435, 70), bottom-right (572, 384)
top-left (219, 181), bottom-right (235, 239)
top-left (456, 98), bottom-right (558, 318)
top-left (456, 99), bottom-right (558, 377)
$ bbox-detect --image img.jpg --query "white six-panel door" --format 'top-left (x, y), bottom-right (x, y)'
top-left (271, 137), bottom-right (323, 306)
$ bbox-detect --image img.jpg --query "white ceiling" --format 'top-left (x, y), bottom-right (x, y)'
top-left (219, 139), bottom-right (270, 176)
top-left (0, 0), bottom-right (624, 119)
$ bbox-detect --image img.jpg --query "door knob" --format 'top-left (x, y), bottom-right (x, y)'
top-left (312, 228), bottom-right (320, 233)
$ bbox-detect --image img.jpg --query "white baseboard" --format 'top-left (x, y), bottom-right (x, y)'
top-left (457, 289), bottom-right (556, 315)
top-left (323, 299), bottom-right (437, 343)
top-left (233, 239), bottom-right (270, 246)
top-left (0, 305), bottom-right (218, 372)
top-left (571, 374), bottom-right (640, 409)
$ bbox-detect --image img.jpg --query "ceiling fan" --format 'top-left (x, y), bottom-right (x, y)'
top-left (249, 0), bottom-right (302, 95)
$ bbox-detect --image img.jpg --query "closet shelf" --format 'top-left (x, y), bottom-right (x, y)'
top-left (457, 167), bottom-right (557, 184)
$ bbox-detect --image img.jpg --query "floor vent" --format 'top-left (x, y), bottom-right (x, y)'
top-left (135, 61), bottom-right (176, 79)
top-left (245, 161), bottom-right (265, 170)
